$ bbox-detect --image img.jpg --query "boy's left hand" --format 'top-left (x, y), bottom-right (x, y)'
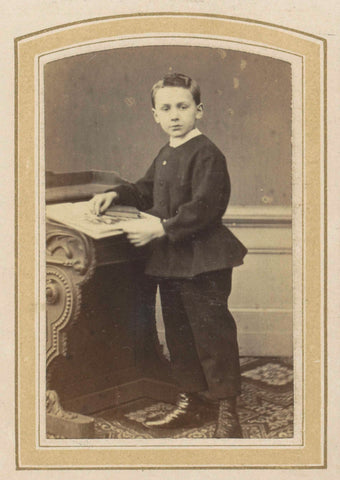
top-left (122, 214), bottom-right (165, 247)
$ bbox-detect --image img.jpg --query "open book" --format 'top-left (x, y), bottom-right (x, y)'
top-left (46, 202), bottom-right (141, 239)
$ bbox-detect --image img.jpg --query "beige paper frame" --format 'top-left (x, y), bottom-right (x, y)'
top-left (15, 13), bottom-right (326, 469)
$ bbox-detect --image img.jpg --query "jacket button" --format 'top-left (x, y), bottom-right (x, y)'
top-left (162, 161), bottom-right (167, 166)
top-left (160, 200), bottom-right (165, 206)
top-left (159, 180), bottom-right (164, 186)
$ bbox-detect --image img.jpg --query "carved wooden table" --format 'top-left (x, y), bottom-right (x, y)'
top-left (46, 218), bottom-right (175, 438)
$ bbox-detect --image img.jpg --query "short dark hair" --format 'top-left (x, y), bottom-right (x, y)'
top-left (151, 73), bottom-right (201, 108)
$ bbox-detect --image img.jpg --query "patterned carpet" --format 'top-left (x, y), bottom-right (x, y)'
top-left (93, 357), bottom-right (294, 439)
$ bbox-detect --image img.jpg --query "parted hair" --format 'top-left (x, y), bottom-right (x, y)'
top-left (151, 73), bottom-right (201, 108)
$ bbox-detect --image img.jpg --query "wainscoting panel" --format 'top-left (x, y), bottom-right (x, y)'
top-left (228, 206), bottom-right (292, 356)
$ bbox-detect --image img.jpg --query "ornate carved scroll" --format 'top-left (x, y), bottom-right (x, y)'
top-left (46, 390), bottom-right (95, 438)
top-left (46, 222), bottom-right (96, 367)
top-left (46, 264), bottom-right (82, 367)
top-left (46, 221), bottom-right (96, 285)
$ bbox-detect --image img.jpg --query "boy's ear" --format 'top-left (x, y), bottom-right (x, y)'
top-left (195, 103), bottom-right (204, 120)
top-left (152, 108), bottom-right (160, 124)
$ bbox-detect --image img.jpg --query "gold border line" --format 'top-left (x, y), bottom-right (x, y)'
top-left (14, 36), bottom-right (19, 471)
top-left (322, 38), bottom-right (327, 469)
top-left (14, 12), bottom-right (327, 43)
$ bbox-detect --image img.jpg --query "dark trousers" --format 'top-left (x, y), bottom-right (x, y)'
top-left (158, 268), bottom-right (241, 400)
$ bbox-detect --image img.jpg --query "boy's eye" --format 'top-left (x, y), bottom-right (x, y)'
top-left (180, 105), bottom-right (188, 110)
top-left (160, 106), bottom-right (170, 111)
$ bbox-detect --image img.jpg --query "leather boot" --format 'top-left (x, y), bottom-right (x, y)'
top-left (214, 398), bottom-right (243, 438)
top-left (142, 393), bottom-right (208, 429)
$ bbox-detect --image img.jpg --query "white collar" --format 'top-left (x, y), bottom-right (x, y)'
top-left (169, 128), bottom-right (202, 148)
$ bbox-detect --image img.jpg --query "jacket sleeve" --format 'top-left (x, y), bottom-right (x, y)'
top-left (106, 160), bottom-right (155, 211)
top-left (162, 150), bottom-right (230, 242)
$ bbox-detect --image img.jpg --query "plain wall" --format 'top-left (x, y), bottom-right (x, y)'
top-left (44, 45), bottom-right (292, 206)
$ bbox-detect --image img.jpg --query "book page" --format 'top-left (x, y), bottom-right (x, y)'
top-left (46, 202), bottom-right (133, 239)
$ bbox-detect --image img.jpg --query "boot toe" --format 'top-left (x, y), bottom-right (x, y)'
top-left (142, 393), bottom-right (206, 429)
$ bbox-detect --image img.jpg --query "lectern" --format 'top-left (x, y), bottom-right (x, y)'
top-left (45, 171), bottom-right (176, 438)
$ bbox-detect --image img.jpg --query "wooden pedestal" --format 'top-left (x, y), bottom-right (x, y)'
top-left (46, 220), bottom-right (176, 438)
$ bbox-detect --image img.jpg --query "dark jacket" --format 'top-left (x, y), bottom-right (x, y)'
top-left (113, 134), bottom-right (247, 277)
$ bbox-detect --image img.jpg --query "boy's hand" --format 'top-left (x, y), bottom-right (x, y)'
top-left (88, 192), bottom-right (118, 216)
top-left (122, 215), bottom-right (165, 247)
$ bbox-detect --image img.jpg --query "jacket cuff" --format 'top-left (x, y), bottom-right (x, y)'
top-left (161, 217), bottom-right (184, 242)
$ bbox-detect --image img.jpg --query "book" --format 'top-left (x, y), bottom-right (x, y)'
top-left (46, 201), bottom-right (142, 240)
top-left (104, 205), bottom-right (141, 219)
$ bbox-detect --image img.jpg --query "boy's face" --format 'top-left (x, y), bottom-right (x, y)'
top-left (152, 87), bottom-right (203, 140)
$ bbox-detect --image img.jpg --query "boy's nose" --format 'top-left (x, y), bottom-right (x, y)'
top-left (170, 109), bottom-right (180, 120)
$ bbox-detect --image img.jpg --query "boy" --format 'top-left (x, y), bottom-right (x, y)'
top-left (89, 73), bottom-right (247, 437)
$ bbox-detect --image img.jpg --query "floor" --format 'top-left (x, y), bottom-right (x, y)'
top-left (92, 357), bottom-right (294, 439)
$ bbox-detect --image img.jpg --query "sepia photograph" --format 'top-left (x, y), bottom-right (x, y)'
top-left (13, 10), bottom-right (328, 471)
top-left (44, 43), bottom-right (295, 442)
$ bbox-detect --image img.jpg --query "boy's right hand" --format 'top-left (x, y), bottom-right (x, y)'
top-left (88, 192), bottom-right (118, 216)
